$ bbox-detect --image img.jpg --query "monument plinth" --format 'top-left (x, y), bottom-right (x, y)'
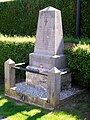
top-left (26, 6), bottom-right (71, 89)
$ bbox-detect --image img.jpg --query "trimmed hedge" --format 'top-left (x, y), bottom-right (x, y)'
top-left (0, 35), bottom-right (90, 87)
top-left (0, 35), bottom-right (35, 81)
top-left (0, 0), bottom-right (89, 37)
top-left (65, 43), bottom-right (90, 87)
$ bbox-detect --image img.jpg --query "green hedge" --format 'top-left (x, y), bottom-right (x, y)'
top-left (0, 0), bottom-right (89, 37)
top-left (0, 35), bottom-right (35, 82)
top-left (65, 43), bottom-right (90, 87)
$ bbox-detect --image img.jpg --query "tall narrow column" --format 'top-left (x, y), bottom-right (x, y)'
top-left (47, 67), bottom-right (61, 107)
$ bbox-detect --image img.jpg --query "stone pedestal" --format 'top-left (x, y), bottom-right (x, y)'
top-left (29, 53), bottom-right (67, 70)
top-left (26, 66), bottom-right (71, 90)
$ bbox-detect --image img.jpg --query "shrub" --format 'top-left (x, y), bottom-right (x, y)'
top-left (65, 43), bottom-right (90, 87)
top-left (64, 37), bottom-right (90, 44)
top-left (0, 35), bottom-right (35, 82)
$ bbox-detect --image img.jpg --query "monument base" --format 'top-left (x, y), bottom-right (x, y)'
top-left (26, 66), bottom-right (71, 90)
top-left (29, 53), bottom-right (67, 70)
top-left (5, 82), bottom-right (85, 110)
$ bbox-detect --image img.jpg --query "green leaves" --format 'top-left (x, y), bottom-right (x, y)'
top-left (0, 35), bottom-right (35, 80)
top-left (0, 0), bottom-right (89, 37)
top-left (65, 43), bottom-right (90, 87)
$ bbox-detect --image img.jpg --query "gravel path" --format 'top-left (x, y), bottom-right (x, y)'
top-left (12, 82), bottom-right (83, 100)
top-left (12, 82), bottom-right (47, 98)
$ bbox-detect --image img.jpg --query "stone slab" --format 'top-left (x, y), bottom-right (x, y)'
top-left (29, 53), bottom-right (67, 70)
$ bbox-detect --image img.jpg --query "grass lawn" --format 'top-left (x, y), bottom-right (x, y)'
top-left (0, 85), bottom-right (90, 120)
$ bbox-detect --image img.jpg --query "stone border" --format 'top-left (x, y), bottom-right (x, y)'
top-left (5, 82), bottom-right (85, 110)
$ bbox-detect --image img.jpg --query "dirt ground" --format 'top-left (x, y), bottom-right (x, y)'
top-left (83, 89), bottom-right (90, 120)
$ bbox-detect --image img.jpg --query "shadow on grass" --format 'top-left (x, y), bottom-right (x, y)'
top-left (0, 85), bottom-right (90, 120)
top-left (0, 96), bottom-right (86, 120)
top-left (0, 86), bottom-right (49, 120)
top-left (0, 97), bottom-right (48, 120)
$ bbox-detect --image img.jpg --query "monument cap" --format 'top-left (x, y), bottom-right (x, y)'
top-left (40, 6), bottom-right (60, 12)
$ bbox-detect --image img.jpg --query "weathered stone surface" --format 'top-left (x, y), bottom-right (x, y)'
top-left (26, 71), bottom-right (47, 89)
top-left (29, 53), bottom-right (67, 70)
top-left (61, 73), bottom-right (71, 90)
top-left (47, 67), bottom-right (61, 106)
top-left (4, 59), bottom-right (15, 94)
top-left (26, 67), bottom-right (71, 90)
top-left (34, 6), bottom-right (64, 55)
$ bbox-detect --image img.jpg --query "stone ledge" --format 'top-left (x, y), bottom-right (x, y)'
top-left (5, 82), bottom-right (85, 110)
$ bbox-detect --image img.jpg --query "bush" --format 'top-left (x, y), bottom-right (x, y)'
top-left (64, 37), bottom-right (90, 44)
top-left (65, 43), bottom-right (90, 87)
top-left (0, 35), bottom-right (35, 82)
top-left (0, 0), bottom-right (89, 38)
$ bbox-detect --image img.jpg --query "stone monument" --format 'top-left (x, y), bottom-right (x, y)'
top-left (26, 6), bottom-right (71, 89)
top-left (5, 6), bottom-right (84, 109)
